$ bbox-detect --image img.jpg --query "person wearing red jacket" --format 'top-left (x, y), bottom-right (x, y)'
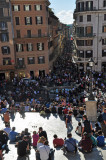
top-left (53, 134), bottom-right (64, 148)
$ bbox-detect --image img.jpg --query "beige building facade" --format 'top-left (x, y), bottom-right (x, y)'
top-left (73, 0), bottom-right (106, 72)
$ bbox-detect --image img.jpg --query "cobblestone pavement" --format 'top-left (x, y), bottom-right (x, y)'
top-left (0, 113), bottom-right (106, 160)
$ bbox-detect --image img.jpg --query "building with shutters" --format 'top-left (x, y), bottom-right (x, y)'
top-left (0, 0), bottom-right (15, 80)
top-left (73, 0), bottom-right (106, 72)
top-left (11, 0), bottom-right (64, 78)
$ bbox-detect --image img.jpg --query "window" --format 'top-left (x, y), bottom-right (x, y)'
top-left (87, 15), bottom-right (91, 22)
top-left (77, 2), bottom-right (84, 12)
top-left (0, 22), bottom-right (7, 30)
top-left (15, 17), bottom-right (20, 25)
top-left (76, 27), bottom-right (84, 37)
top-left (1, 33), bottom-right (9, 42)
top-left (102, 38), bottom-right (106, 45)
top-left (38, 56), bottom-right (45, 64)
top-left (77, 50), bottom-right (84, 58)
top-left (27, 43), bottom-right (33, 51)
top-left (85, 40), bottom-right (93, 46)
top-left (16, 30), bottom-right (21, 38)
top-left (38, 29), bottom-right (41, 37)
top-left (3, 58), bottom-right (11, 65)
top-left (86, 1), bottom-right (93, 11)
top-left (17, 58), bottom-right (24, 67)
top-left (86, 50), bottom-right (93, 58)
top-left (35, 5), bottom-right (42, 11)
top-left (85, 26), bottom-right (93, 36)
top-left (37, 43), bottom-right (44, 50)
top-left (103, 26), bottom-right (106, 32)
top-left (16, 44), bottom-right (23, 52)
top-left (36, 16), bottom-right (43, 24)
top-left (12, 5), bottom-right (20, 11)
top-left (48, 18), bottom-right (51, 25)
top-left (102, 50), bottom-right (106, 57)
top-left (1, 46), bottom-right (10, 54)
top-left (28, 57), bottom-right (35, 64)
top-left (48, 41), bottom-right (53, 48)
top-left (0, 8), bottom-right (3, 16)
top-left (24, 5), bottom-right (31, 11)
top-left (7, 8), bottom-right (10, 16)
top-left (104, 14), bottom-right (106, 20)
top-left (79, 16), bottom-right (83, 22)
top-left (27, 30), bottom-right (31, 38)
top-left (25, 17), bottom-right (32, 25)
top-left (77, 40), bottom-right (84, 46)
top-left (103, 0), bottom-right (106, 7)
top-left (102, 62), bottom-right (106, 72)
top-left (46, 6), bottom-right (48, 11)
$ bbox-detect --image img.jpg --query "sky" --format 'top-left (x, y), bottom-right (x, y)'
top-left (49, 0), bottom-right (76, 24)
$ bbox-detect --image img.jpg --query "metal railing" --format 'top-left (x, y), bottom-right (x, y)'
top-left (15, 64), bottom-right (26, 69)
top-left (77, 58), bottom-right (92, 62)
top-left (76, 33), bottom-right (94, 38)
top-left (24, 34), bottom-right (50, 38)
top-left (0, 27), bottom-right (8, 31)
top-left (74, 7), bottom-right (97, 13)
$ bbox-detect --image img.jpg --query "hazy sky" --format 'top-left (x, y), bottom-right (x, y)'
top-left (49, 0), bottom-right (76, 24)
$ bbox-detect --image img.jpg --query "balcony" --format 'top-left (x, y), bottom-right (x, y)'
top-left (76, 33), bottom-right (95, 38)
top-left (15, 64), bottom-right (26, 69)
top-left (0, 1), bottom-right (9, 7)
top-left (78, 58), bottom-right (90, 62)
top-left (0, 65), bottom-right (15, 71)
top-left (76, 57), bottom-right (96, 63)
top-left (0, 27), bottom-right (8, 31)
top-left (24, 34), bottom-right (50, 39)
top-left (74, 7), bottom-right (98, 14)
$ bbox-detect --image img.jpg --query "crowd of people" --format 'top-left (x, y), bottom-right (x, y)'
top-left (0, 40), bottom-right (106, 160)
top-left (0, 107), bottom-right (106, 160)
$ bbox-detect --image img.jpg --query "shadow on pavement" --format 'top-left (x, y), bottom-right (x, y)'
top-left (83, 148), bottom-right (104, 160)
top-left (58, 115), bottom-right (64, 121)
top-left (63, 152), bottom-right (81, 160)
top-left (52, 113), bottom-right (58, 118)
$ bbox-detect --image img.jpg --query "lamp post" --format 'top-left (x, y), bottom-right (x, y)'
top-left (88, 58), bottom-right (95, 100)
top-left (72, 57), bottom-right (76, 64)
top-left (72, 57), bottom-right (79, 73)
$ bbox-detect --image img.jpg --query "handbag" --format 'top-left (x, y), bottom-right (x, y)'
top-left (26, 149), bottom-right (30, 155)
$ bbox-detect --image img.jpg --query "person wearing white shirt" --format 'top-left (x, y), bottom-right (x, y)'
top-left (4, 124), bottom-right (11, 135)
top-left (37, 142), bottom-right (44, 151)
top-left (39, 141), bottom-right (50, 160)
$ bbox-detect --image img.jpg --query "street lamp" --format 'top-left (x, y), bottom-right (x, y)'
top-left (72, 57), bottom-right (79, 72)
top-left (88, 58), bottom-right (95, 100)
top-left (72, 57), bottom-right (76, 64)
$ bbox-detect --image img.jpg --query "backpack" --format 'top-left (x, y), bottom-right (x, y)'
top-left (84, 120), bottom-right (91, 133)
top-left (98, 114), bottom-right (103, 122)
top-left (58, 107), bottom-right (63, 114)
